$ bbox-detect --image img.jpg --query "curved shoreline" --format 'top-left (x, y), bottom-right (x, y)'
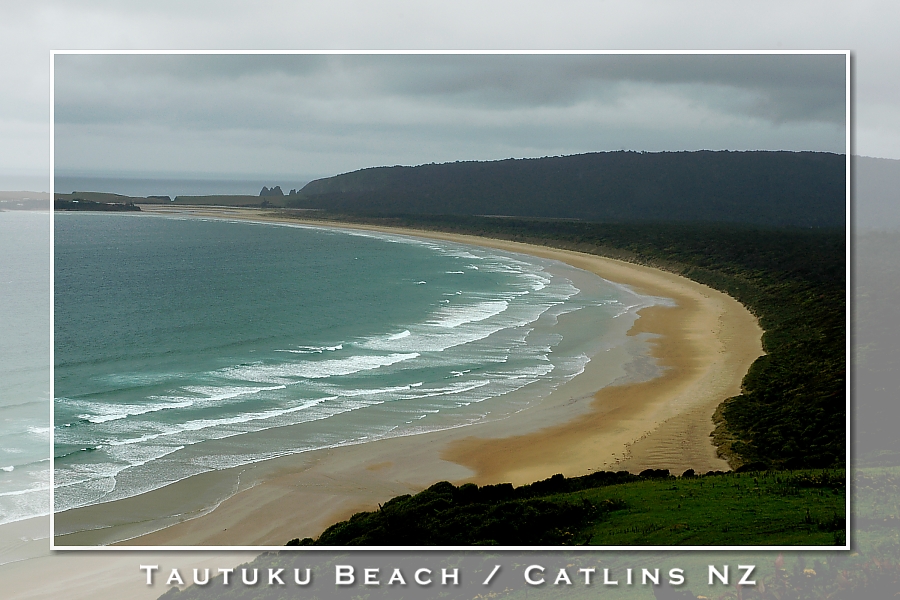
top-left (54, 206), bottom-right (763, 547)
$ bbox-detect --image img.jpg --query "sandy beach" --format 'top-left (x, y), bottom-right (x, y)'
top-left (54, 206), bottom-right (763, 547)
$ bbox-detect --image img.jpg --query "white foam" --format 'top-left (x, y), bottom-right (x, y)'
top-left (402, 380), bottom-right (492, 400)
top-left (106, 396), bottom-right (334, 447)
top-left (613, 303), bottom-right (644, 318)
top-left (70, 385), bottom-right (288, 424)
top-left (221, 352), bottom-right (420, 383)
top-left (0, 483), bottom-right (49, 498)
top-left (331, 383), bottom-right (425, 398)
top-left (427, 300), bottom-right (509, 329)
top-left (362, 324), bottom-right (500, 354)
top-left (276, 344), bottom-right (343, 354)
top-left (188, 383), bottom-right (285, 398)
top-left (104, 444), bottom-right (186, 469)
top-left (75, 400), bottom-right (195, 424)
top-left (521, 272), bottom-right (550, 291)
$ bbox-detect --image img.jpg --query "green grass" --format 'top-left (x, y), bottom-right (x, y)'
top-left (288, 469), bottom-right (845, 547)
top-left (575, 471), bottom-right (845, 546)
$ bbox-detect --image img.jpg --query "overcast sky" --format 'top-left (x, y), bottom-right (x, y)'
top-left (53, 53), bottom-right (846, 183)
top-left (1, 1), bottom-right (898, 192)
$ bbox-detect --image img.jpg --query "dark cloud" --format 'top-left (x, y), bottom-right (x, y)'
top-left (53, 53), bottom-right (846, 179)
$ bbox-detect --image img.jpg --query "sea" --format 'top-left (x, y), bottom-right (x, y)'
top-left (0, 210), bottom-right (52, 526)
top-left (52, 212), bottom-right (663, 516)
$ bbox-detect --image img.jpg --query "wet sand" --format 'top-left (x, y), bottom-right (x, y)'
top-left (55, 206), bottom-right (762, 547)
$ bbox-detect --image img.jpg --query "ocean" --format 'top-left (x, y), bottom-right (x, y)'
top-left (53, 213), bottom-right (661, 515)
top-left (0, 210), bottom-right (51, 526)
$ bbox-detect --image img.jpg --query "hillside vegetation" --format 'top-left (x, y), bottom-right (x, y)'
top-left (288, 469), bottom-right (845, 547)
top-left (290, 151), bottom-right (845, 228)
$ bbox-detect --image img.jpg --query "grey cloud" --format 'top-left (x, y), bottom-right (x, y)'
top-left (56, 53), bottom-right (845, 122)
top-left (373, 54), bottom-right (845, 122)
top-left (53, 53), bottom-right (846, 178)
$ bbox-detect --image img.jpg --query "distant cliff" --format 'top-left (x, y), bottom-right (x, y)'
top-left (291, 151), bottom-right (845, 228)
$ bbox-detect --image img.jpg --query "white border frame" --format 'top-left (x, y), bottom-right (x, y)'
top-left (50, 49), bottom-right (851, 552)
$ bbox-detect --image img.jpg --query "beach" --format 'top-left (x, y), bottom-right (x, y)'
top-left (54, 206), bottom-right (763, 547)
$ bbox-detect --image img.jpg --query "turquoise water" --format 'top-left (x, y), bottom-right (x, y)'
top-left (53, 213), bottom-right (657, 513)
top-left (0, 211), bottom-right (51, 526)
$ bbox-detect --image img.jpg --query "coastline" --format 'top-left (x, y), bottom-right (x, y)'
top-left (54, 206), bottom-right (763, 547)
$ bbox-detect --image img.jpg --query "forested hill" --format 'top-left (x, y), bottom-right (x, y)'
top-left (291, 151), bottom-right (845, 227)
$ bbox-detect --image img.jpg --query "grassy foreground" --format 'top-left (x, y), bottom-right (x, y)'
top-left (288, 469), bottom-right (845, 547)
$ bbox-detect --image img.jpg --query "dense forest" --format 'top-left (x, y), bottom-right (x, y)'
top-left (290, 151), bottom-right (845, 228)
